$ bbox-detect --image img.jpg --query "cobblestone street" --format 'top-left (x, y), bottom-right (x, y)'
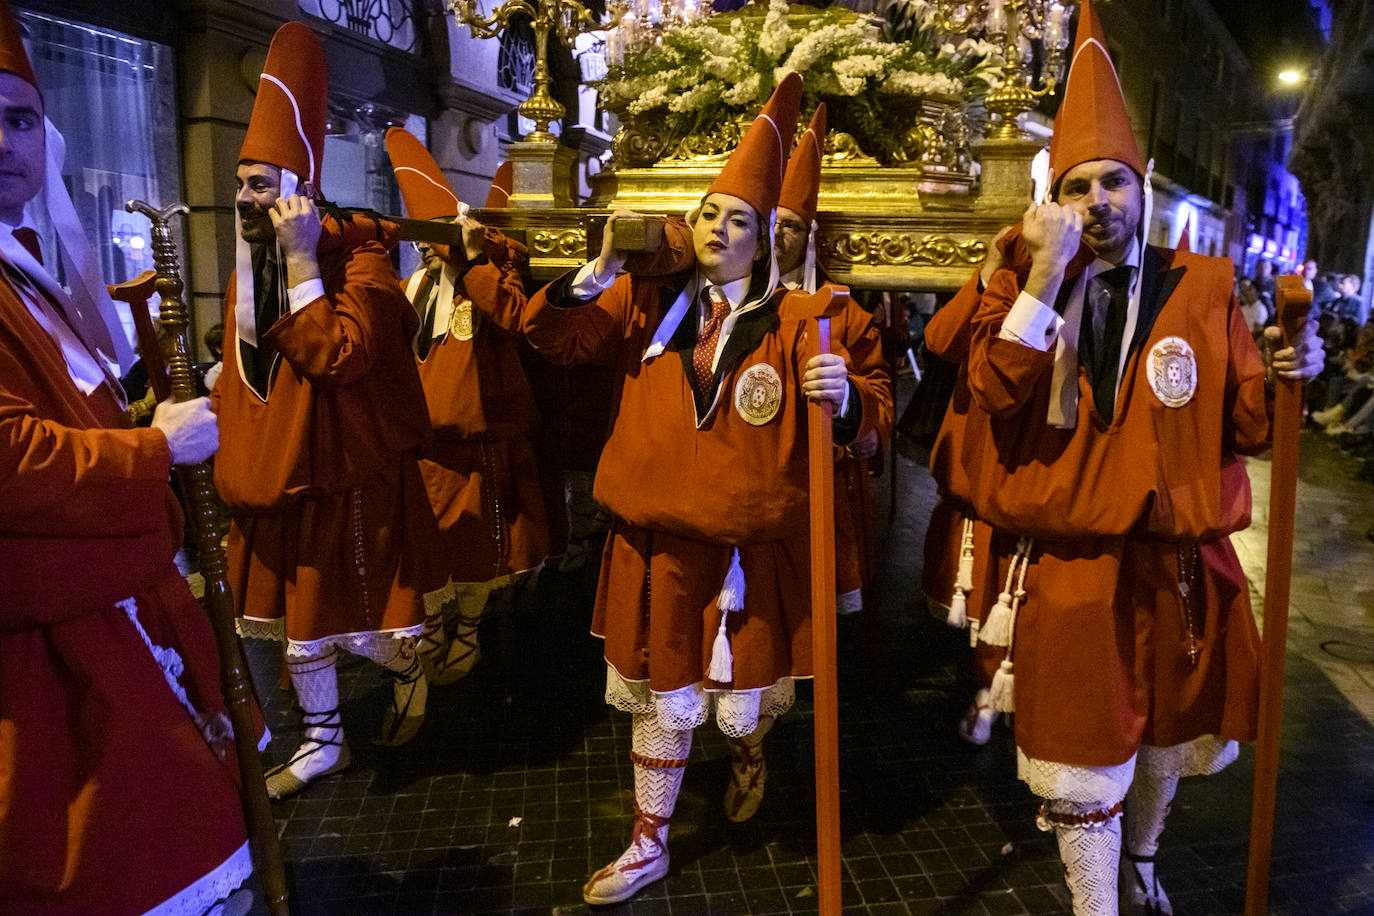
top-left (243, 417), bottom-right (1374, 915)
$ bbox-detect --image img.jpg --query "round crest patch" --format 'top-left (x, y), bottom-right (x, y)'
top-left (451, 299), bottom-right (477, 341)
top-left (734, 362), bottom-right (783, 425)
top-left (1147, 336), bottom-right (1196, 408)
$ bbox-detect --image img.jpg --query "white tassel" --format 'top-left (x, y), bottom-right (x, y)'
top-left (947, 518), bottom-right (975, 629)
top-left (979, 591), bottom-right (1015, 646)
top-left (979, 536), bottom-right (1030, 648)
top-left (989, 659), bottom-right (1015, 712)
top-left (968, 618), bottom-right (980, 648)
top-left (707, 549), bottom-right (746, 683)
top-left (718, 548), bottom-right (746, 612)
top-left (946, 592), bottom-right (968, 629)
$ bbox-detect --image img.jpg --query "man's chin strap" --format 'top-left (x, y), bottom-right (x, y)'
top-left (234, 166), bottom-right (297, 354)
top-left (41, 117), bottom-right (135, 374)
top-left (802, 219), bottom-right (818, 293)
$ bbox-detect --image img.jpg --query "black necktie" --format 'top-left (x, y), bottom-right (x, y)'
top-left (13, 227), bottom-right (42, 264)
top-left (242, 244), bottom-right (284, 397)
top-left (1081, 264), bottom-right (1133, 423)
top-left (415, 270), bottom-right (440, 360)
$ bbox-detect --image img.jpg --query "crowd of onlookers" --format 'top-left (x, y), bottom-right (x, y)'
top-left (1268, 259), bottom-right (1374, 491)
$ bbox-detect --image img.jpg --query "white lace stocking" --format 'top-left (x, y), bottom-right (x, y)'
top-left (631, 713), bottom-right (691, 819)
top-left (1122, 746), bottom-right (1181, 914)
top-left (283, 651), bottom-right (344, 780)
top-left (1126, 746), bottom-right (1180, 857)
top-left (1045, 799), bottom-right (1123, 916)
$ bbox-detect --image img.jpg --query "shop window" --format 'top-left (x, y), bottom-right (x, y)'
top-left (18, 9), bottom-right (183, 342)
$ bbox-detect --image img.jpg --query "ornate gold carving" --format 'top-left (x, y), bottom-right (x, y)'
top-left (531, 227), bottom-right (587, 257)
top-left (611, 123), bottom-right (670, 168)
top-left (823, 131), bottom-right (879, 164)
top-left (824, 232), bottom-right (988, 268)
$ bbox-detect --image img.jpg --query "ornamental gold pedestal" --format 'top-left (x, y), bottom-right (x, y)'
top-left (477, 135), bottom-right (1041, 292)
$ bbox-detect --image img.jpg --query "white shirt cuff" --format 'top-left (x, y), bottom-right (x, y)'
top-left (997, 291), bottom-right (1063, 351)
top-left (286, 278), bottom-right (326, 313)
top-left (568, 259), bottom-right (616, 299)
top-left (839, 380), bottom-right (851, 418)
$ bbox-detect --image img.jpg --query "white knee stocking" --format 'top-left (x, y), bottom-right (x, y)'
top-left (583, 713), bottom-right (690, 905)
top-left (280, 650), bottom-right (345, 781)
top-left (1041, 799), bottom-right (1124, 916)
top-left (1122, 747), bottom-right (1181, 914)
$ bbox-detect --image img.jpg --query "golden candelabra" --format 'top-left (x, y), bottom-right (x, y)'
top-left (934, 0), bottom-right (1074, 140)
top-left (449, 0), bottom-right (602, 143)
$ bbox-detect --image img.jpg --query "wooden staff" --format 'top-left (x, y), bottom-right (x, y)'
top-left (126, 200), bottom-right (290, 916)
top-left (782, 286), bottom-right (846, 915)
top-left (1243, 276), bottom-right (1311, 916)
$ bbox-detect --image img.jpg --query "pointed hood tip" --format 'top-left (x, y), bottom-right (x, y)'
top-left (238, 21), bottom-right (329, 191)
top-left (1046, 0), bottom-right (1145, 193)
top-left (386, 127), bottom-right (464, 221)
top-left (704, 72), bottom-right (805, 219)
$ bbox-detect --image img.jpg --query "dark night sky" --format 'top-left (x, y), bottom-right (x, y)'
top-left (1204, 0), bottom-right (1326, 75)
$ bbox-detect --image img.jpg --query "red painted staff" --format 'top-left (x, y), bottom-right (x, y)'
top-left (1244, 275), bottom-right (1311, 915)
top-left (782, 286), bottom-right (847, 915)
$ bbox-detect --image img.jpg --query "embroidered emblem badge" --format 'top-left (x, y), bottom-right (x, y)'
top-left (451, 299), bottom-right (476, 341)
top-left (734, 363), bottom-right (783, 425)
top-left (1147, 336), bottom-right (1196, 407)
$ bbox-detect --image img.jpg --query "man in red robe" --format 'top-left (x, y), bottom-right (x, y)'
top-left (0, 0), bottom-right (255, 908)
top-left (523, 73), bottom-right (890, 905)
top-left (385, 128), bottom-right (548, 683)
top-left (933, 2), bottom-right (1322, 911)
top-left (213, 22), bottom-right (438, 800)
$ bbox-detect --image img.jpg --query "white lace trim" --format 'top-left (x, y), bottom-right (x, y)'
top-left (1017, 734), bottom-right (1237, 809)
top-left (236, 615), bottom-right (286, 642)
top-left (1139, 735), bottom-right (1238, 779)
top-left (605, 666), bottom-right (795, 737)
top-left (836, 589), bottom-right (864, 615)
top-left (282, 625), bottom-right (425, 658)
top-left (423, 564), bottom-right (540, 613)
top-left (1017, 748), bottom-right (1137, 807)
top-left (141, 840), bottom-right (252, 916)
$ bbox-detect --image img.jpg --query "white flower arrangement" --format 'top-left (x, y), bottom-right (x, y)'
top-left (597, 0), bottom-right (998, 163)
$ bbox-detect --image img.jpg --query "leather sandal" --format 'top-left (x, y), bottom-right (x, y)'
top-left (1122, 851), bottom-right (1172, 915)
top-left (376, 658), bottom-right (426, 747)
top-left (264, 709), bottom-right (350, 800)
top-left (583, 805), bottom-right (670, 905)
top-left (724, 740), bottom-right (767, 823)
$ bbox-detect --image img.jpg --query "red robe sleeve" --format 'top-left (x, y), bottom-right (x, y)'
top-left (266, 240), bottom-right (418, 388)
top-left (458, 231), bottom-right (529, 335)
top-left (830, 296), bottom-right (893, 445)
top-left (924, 270), bottom-right (982, 362)
top-left (522, 272), bottom-right (635, 367)
top-left (1223, 290), bottom-right (1272, 456)
top-left (0, 379), bottom-right (170, 536)
top-left (967, 267), bottom-right (1057, 418)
